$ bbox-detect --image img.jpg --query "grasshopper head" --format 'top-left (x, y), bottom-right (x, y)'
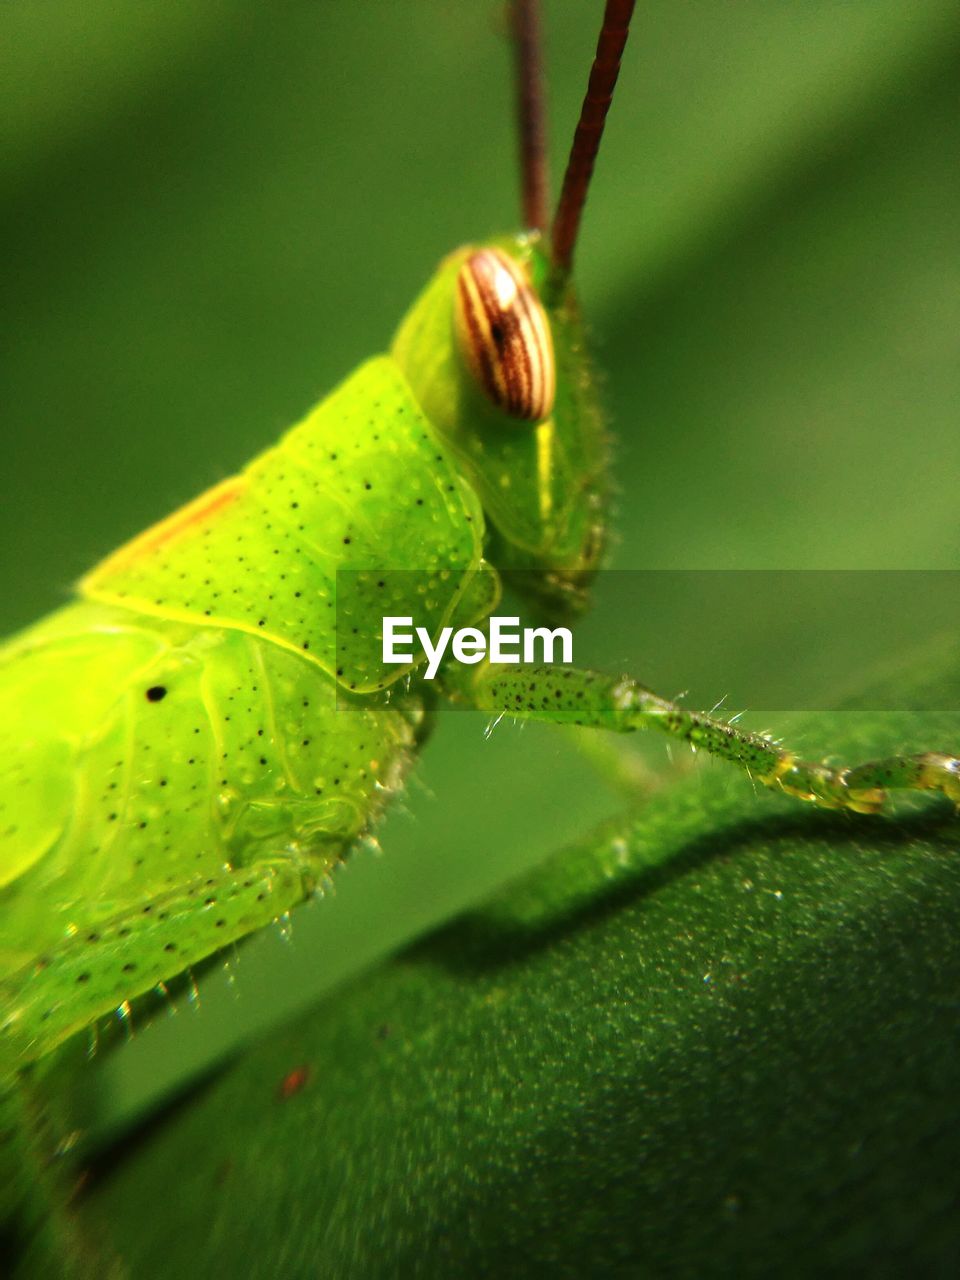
top-left (391, 232), bottom-right (606, 620)
top-left (392, 0), bottom-right (633, 618)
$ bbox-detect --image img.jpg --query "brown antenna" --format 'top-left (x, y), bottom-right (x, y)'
top-left (512, 0), bottom-right (550, 233)
top-left (550, 0), bottom-right (636, 287)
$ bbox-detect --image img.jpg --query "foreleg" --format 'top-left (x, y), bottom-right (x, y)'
top-left (443, 663), bottom-right (960, 815)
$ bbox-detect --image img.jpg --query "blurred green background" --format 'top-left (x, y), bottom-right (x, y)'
top-left (2, 0), bottom-right (959, 1159)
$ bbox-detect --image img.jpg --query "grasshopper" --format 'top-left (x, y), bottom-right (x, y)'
top-left (1, 1), bottom-right (958, 1265)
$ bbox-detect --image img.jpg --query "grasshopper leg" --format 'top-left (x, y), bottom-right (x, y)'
top-left (443, 663), bottom-right (960, 815)
top-left (1, 856), bottom-right (319, 1075)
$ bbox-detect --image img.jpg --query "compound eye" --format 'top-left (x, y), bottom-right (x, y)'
top-left (454, 248), bottom-right (556, 422)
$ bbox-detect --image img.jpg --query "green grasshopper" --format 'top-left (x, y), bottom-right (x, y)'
top-left (2, 0), bottom-right (959, 1262)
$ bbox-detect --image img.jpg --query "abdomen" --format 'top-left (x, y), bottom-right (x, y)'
top-left (0, 600), bottom-right (424, 1072)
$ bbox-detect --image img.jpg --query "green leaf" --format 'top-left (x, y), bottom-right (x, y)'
top-left (78, 640), bottom-right (960, 1277)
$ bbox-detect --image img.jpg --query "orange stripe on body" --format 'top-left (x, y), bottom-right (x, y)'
top-left (81, 476), bottom-right (246, 586)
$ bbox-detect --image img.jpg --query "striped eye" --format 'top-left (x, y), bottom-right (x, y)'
top-left (454, 249), bottom-right (556, 423)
